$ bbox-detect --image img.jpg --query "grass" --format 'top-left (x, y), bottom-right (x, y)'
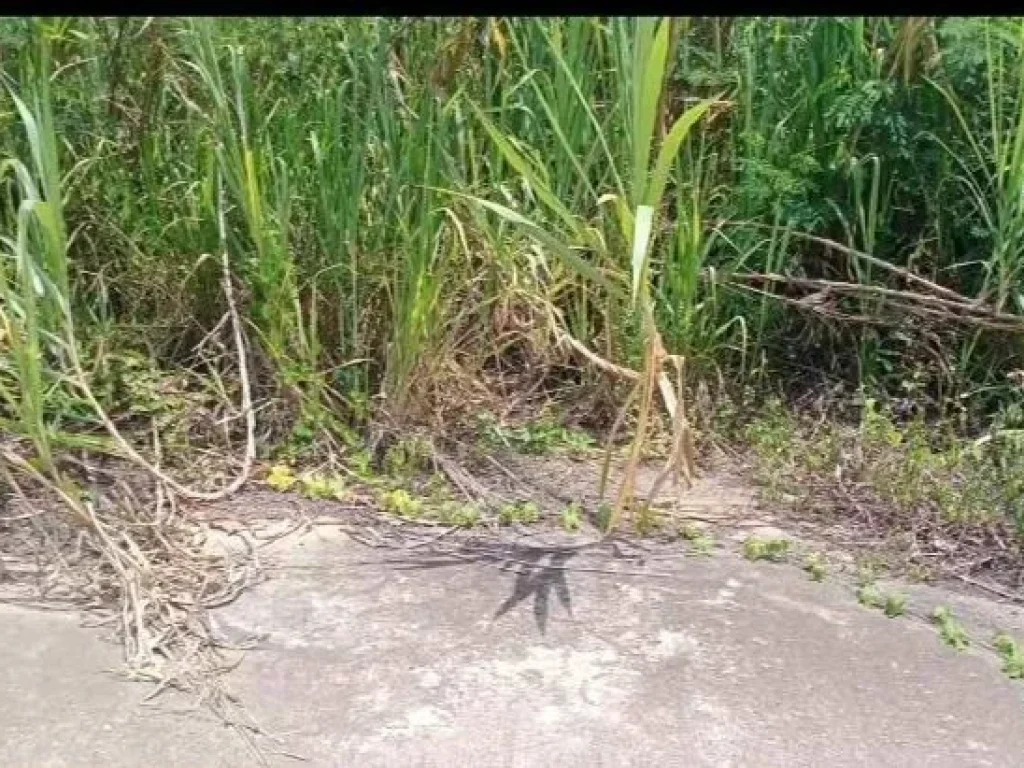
top-left (499, 500), bottom-right (541, 526)
top-left (742, 535), bottom-right (790, 563)
top-left (933, 606), bottom-right (971, 651)
top-left (740, 397), bottom-right (1024, 553)
top-left (803, 552), bottom-right (828, 582)
top-left (857, 583), bottom-right (907, 618)
top-left (560, 501), bottom-right (584, 532)
top-left (993, 633), bottom-right (1024, 679)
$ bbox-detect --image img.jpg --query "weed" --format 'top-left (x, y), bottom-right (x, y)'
top-left (560, 502), bottom-right (583, 532)
top-left (883, 593), bottom-right (907, 618)
top-left (742, 536), bottom-right (790, 563)
top-left (804, 552), bottom-right (828, 582)
top-left (856, 559), bottom-right (885, 587)
top-left (499, 500), bottom-right (540, 526)
top-left (689, 533), bottom-right (715, 556)
top-left (477, 412), bottom-right (596, 456)
top-left (857, 583), bottom-right (885, 609)
top-left (436, 501), bottom-right (482, 528)
top-left (348, 450), bottom-right (376, 481)
top-left (993, 633), bottom-right (1024, 679)
top-left (678, 522), bottom-right (707, 541)
top-left (383, 437), bottom-right (432, 478)
top-left (380, 488), bottom-right (424, 520)
top-left (856, 582), bottom-right (905, 618)
top-left (933, 607), bottom-right (971, 651)
top-left (299, 472), bottom-right (347, 501)
top-left (266, 464), bottom-right (297, 492)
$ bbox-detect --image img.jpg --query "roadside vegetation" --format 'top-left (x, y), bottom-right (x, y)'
top-left (3, 16), bottom-right (1024, 703)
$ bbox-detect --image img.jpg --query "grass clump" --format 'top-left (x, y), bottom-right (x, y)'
top-left (560, 502), bottom-right (583, 532)
top-left (383, 437), bottom-right (433, 478)
top-left (677, 522), bottom-right (714, 554)
top-left (435, 501), bottom-right (482, 528)
top-left (883, 593), bottom-right (907, 618)
top-left (634, 504), bottom-right (664, 536)
top-left (803, 552), bottom-right (828, 582)
top-left (499, 500), bottom-right (540, 526)
top-left (299, 473), bottom-right (347, 501)
top-left (742, 536), bottom-right (790, 563)
top-left (689, 533), bottom-right (716, 556)
top-left (993, 633), bottom-right (1024, 679)
top-left (933, 607), bottom-right (971, 651)
top-left (856, 582), bottom-right (905, 617)
top-left (380, 488), bottom-right (424, 520)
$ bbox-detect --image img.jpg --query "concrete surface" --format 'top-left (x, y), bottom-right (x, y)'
top-left (3, 525), bottom-right (1024, 767)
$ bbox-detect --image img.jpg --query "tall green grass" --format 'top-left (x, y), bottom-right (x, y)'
top-left (4, 16), bottom-right (1024, 465)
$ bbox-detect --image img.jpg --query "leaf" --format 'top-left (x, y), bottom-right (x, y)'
top-left (470, 102), bottom-right (581, 237)
top-left (632, 18), bottom-right (671, 203)
top-left (645, 97), bottom-right (718, 208)
top-left (631, 204), bottom-right (655, 304)
top-left (439, 188), bottom-right (624, 298)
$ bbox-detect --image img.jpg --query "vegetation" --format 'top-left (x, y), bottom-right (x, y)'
top-left (993, 632), bottom-right (1024, 678)
top-left (803, 552), bottom-right (828, 582)
top-left (742, 535), bottom-right (790, 562)
top-left (5, 16), bottom-right (1024, 697)
top-left (934, 606), bottom-right (971, 651)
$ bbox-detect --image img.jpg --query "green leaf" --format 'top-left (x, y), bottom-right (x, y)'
top-left (632, 18), bottom-right (671, 204)
top-left (631, 204), bottom-right (655, 304)
top-left (645, 97), bottom-right (717, 208)
top-left (439, 188), bottom-right (623, 298)
top-left (470, 103), bottom-right (582, 237)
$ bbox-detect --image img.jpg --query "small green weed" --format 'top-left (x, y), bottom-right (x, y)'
top-left (436, 501), bottom-right (482, 528)
top-left (560, 502), bottom-right (583, 532)
top-left (380, 488), bottom-right (424, 520)
top-left (857, 583), bottom-right (885, 609)
top-left (499, 500), bottom-right (540, 526)
top-left (383, 437), bottom-right (432, 478)
top-left (678, 522), bottom-right (707, 541)
top-left (299, 472), bottom-right (347, 501)
top-left (993, 633), bottom-right (1024, 679)
top-left (742, 536), bottom-right (790, 563)
top-left (266, 464), bottom-right (298, 492)
top-left (348, 449), bottom-right (377, 481)
top-left (689, 533), bottom-right (715, 556)
top-left (933, 607), bottom-right (970, 651)
top-left (884, 593), bottom-right (907, 618)
top-left (477, 412), bottom-right (595, 456)
top-left (856, 583), bottom-right (905, 617)
top-left (803, 552), bottom-right (827, 582)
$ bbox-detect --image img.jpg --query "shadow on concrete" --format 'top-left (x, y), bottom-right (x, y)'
top-left (384, 536), bottom-right (648, 635)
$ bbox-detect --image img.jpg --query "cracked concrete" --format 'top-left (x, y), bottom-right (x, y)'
top-left (3, 523), bottom-right (1024, 767)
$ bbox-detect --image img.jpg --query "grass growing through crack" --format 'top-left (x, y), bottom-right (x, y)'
top-left (933, 607), bottom-right (971, 651)
top-left (855, 563), bottom-right (906, 618)
top-left (803, 552), bottom-right (828, 582)
top-left (993, 633), bottom-right (1024, 679)
top-left (676, 522), bottom-right (715, 555)
top-left (742, 536), bottom-right (790, 563)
